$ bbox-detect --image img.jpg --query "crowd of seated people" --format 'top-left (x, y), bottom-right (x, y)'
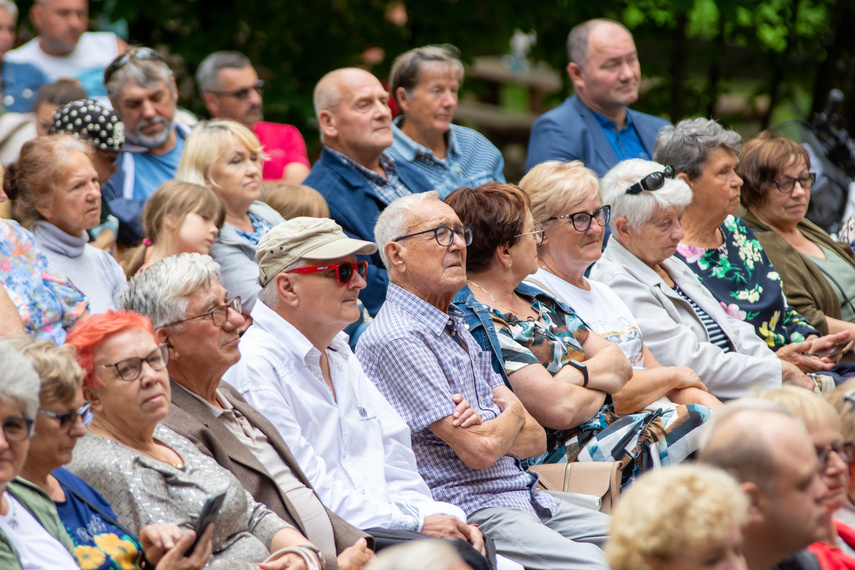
top-left (3, 7), bottom-right (855, 569)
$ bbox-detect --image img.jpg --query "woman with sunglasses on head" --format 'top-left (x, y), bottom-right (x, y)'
top-left (738, 132), bottom-right (855, 345)
top-left (177, 120), bottom-right (285, 315)
top-left (591, 159), bottom-right (814, 400)
top-left (9, 336), bottom-right (213, 570)
top-left (654, 119), bottom-right (852, 373)
top-left (518, 160), bottom-right (723, 413)
top-left (448, 182), bottom-right (709, 473)
top-left (0, 341), bottom-right (80, 568)
top-left (64, 310), bottom-right (329, 570)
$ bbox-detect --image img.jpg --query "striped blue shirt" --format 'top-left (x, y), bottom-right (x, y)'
top-left (388, 118), bottom-right (505, 198)
top-left (325, 147), bottom-right (414, 206)
top-left (356, 284), bottom-right (556, 518)
top-left (673, 285), bottom-right (733, 352)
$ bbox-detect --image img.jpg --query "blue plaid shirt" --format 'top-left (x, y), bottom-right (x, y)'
top-left (325, 147), bottom-right (413, 206)
top-left (356, 284), bottom-right (556, 518)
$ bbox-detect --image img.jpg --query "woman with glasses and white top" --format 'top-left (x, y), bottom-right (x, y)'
top-left (10, 336), bottom-right (213, 570)
top-left (0, 341), bottom-right (80, 569)
top-left (518, 160), bottom-right (723, 413)
top-left (590, 159), bottom-right (814, 400)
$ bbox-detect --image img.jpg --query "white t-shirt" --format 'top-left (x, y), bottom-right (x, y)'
top-left (0, 493), bottom-right (80, 569)
top-left (526, 268), bottom-right (645, 367)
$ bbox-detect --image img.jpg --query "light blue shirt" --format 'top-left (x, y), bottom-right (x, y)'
top-left (592, 111), bottom-right (649, 162)
top-left (388, 119), bottom-right (505, 198)
top-left (131, 128), bottom-right (187, 201)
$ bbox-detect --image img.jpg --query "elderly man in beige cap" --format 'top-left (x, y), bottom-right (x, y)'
top-left (225, 217), bottom-right (517, 570)
top-left (121, 251), bottom-right (375, 570)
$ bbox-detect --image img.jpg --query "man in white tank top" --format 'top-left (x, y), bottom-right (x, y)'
top-left (1, 0), bottom-right (127, 112)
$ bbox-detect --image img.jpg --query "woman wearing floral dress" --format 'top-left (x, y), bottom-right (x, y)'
top-left (653, 117), bottom-right (852, 370)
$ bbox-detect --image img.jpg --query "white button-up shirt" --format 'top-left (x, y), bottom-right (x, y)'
top-left (224, 301), bottom-right (466, 531)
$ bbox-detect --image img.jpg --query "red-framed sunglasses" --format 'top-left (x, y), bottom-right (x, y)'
top-left (287, 260), bottom-right (368, 285)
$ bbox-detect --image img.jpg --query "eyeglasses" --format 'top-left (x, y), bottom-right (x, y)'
top-left (104, 47), bottom-right (162, 84)
top-left (1, 416), bottom-right (35, 443)
top-left (773, 173), bottom-right (816, 193)
top-left (515, 222), bottom-right (545, 245)
top-left (101, 344), bottom-right (169, 382)
top-left (167, 297), bottom-right (242, 328)
top-left (394, 226), bottom-right (474, 247)
top-left (549, 205), bottom-right (611, 232)
top-left (817, 441), bottom-right (855, 469)
top-left (625, 165), bottom-right (677, 195)
top-left (38, 402), bottom-right (93, 429)
top-left (210, 80), bottom-right (265, 101)
top-left (287, 260), bottom-right (369, 285)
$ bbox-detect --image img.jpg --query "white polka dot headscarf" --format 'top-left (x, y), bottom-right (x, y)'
top-left (49, 99), bottom-right (146, 153)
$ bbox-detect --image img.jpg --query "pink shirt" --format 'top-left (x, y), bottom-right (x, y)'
top-left (253, 121), bottom-right (310, 180)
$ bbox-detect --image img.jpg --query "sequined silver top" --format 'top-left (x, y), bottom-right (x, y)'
top-left (66, 424), bottom-right (293, 568)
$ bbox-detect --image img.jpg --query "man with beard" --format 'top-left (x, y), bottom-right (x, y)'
top-left (101, 46), bottom-right (191, 245)
top-left (197, 51), bottom-right (310, 184)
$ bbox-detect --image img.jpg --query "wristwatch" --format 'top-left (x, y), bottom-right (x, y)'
top-left (299, 545), bottom-right (326, 569)
top-left (567, 359), bottom-right (588, 388)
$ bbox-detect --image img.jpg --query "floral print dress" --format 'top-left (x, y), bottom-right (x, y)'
top-left (675, 215), bottom-right (818, 350)
top-left (1, 219), bottom-right (87, 344)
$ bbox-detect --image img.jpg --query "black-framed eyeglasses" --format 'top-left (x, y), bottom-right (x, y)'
top-left (515, 222), bottom-right (545, 245)
top-left (1, 416), bottom-right (35, 443)
top-left (817, 441), bottom-right (855, 469)
top-left (773, 173), bottom-right (816, 193)
top-left (287, 260), bottom-right (369, 285)
top-left (210, 80), bottom-right (265, 101)
top-left (38, 402), bottom-right (93, 429)
top-left (549, 205), bottom-right (611, 232)
top-left (394, 226), bottom-right (473, 247)
top-left (625, 165), bottom-right (676, 195)
top-left (104, 47), bottom-right (162, 84)
top-left (101, 344), bottom-right (169, 382)
top-left (166, 297), bottom-right (242, 328)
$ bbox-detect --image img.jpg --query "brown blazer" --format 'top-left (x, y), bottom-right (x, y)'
top-left (741, 208), bottom-right (855, 335)
top-left (163, 380), bottom-right (372, 568)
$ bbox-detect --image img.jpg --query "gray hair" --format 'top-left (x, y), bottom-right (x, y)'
top-left (601, 159), bottom-right (693, 231)
top-left (120, 253), bottom-right (221, 329)
top-left (106, 48), bottom-right (174, 101)
top-left (653, 118), bottom-right (743, 180)
top-left (374, 191), bottom-right (441, 268)
top-left (196, 51), bottom-right (252, 94)
top-left (256, 258), bottom-right (302, 309)
top-left (0, 0), bottom-right (18, 21)
top-left (389, 44), bottom-right (464, 107)
top-left (567, 18), bottom-right (631, 68)
top-left (698, 398), bottom-right (796, 490)
top-left (313, 68), bottom-right (354, 119)
top-left (0, 341), bottom-right (40, 419)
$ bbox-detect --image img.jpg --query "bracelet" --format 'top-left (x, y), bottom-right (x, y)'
top-left (299, 544), bottom-right (326, 570)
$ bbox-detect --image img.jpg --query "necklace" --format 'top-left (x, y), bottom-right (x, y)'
top-left (467, 279), bottom-right (496, 303)
top-left (468, 279), bottom-right (537, 320)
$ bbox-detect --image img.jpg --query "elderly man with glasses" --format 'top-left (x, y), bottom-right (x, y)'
top-left (120, 252), bottom-right (375, 570)
top-left (225, 217), bottom-right (520, 570)
top-left (355, 191), bottom-right (612, 570)
top-left (102, 46), bottom-right (192, 245)
top-left (196, 51), bottom-right (310, 184)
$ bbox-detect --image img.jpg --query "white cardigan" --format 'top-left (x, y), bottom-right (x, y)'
top-left (590, 238), bottom-right (782, 400)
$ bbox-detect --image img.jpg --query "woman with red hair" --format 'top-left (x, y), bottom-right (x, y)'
top-left (65, 311), bottom-right (326, 569)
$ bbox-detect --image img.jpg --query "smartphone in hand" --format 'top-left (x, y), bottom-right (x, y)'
top-left (184, 484), bottom-right (228, 556)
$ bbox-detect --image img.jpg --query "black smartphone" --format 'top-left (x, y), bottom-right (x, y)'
top-left (184, 484), bottom-right (228, 556)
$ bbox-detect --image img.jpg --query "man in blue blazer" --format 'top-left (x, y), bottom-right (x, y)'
top-left (304, 68), bottom-right (433, 316)
top-left (526, 19), bottom-right (671, 176)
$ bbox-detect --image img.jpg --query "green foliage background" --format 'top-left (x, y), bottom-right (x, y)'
top-left (14, 0), bottom-right (855, 145)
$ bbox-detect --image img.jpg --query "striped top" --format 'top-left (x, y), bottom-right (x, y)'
top-left (673, 285), bottom-right (732, 352)
top-left (388, 119), bottom-right (505, 198)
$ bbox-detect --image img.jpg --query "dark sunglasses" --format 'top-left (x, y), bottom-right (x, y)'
top-left (104, 47), bottom-right (162, 84)
top-left (625, 165), bottom-right (677, 195)
top-left (210, 80), bottom-right (265, 101)
top-left (287, 260), bottom-right (369, 285)
top-left (38, 402), bottom-right (93, 429)
top-left (2, 416), bottom-right (35, 443)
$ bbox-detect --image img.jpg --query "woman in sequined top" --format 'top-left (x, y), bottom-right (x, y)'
top-left (65, 310), bottom-right (326, 570)
top-left (176, 120), bottom-right (284, 314)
